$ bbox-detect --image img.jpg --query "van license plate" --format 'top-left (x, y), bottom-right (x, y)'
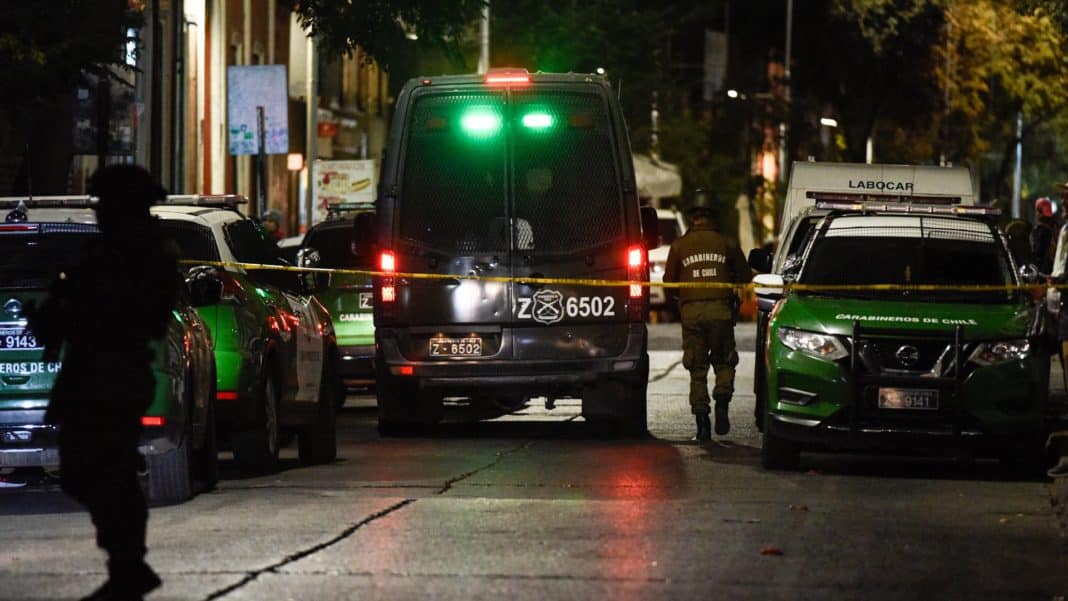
top-left (429, 337), bottom-right (482, 357)
top-left (877, 388), bottom-right (939, 410)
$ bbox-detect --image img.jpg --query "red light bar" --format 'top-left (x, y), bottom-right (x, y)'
top-left (217, 391), bottom-right (238, 401)
top-left (398, 365), bottom-right (414, 376)
top-left (141, 416), bottom-right (165, 427)
top-left (0, 224), bottom-right (39, 232)
top-left (485, 69), bottom-right (530, 86)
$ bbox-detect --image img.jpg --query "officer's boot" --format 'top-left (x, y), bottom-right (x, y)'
top-left (694, 413), bottom-right (711, 441)
top-left (714, 400), bottom-right (731, 436)
top-left (81, 559), bottom-right (161, 601)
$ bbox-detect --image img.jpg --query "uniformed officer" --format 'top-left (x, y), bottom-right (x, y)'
top-left (28, 165), bottom-right (177, 600)
top-left (663, 190), bottom-right (752, 441)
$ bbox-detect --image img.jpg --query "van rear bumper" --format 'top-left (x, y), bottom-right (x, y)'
top-left (377, 324), bottom-right (647, 391)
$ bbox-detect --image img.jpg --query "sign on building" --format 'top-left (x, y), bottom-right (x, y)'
top-left (227, 65), bottom-right (289, 155)
top-left (312, 159), bottom-right (376, 223)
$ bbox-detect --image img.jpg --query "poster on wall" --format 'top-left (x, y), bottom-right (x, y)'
top-left (227, 65), bottom-right (288, 155)
top-left (312, 159), bottom-right (376, 224)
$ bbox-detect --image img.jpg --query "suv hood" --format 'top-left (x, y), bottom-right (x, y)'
top-left (776, 295), bottom-right (1034, 340)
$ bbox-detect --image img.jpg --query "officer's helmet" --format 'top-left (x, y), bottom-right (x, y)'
top-left (688, 189), bottom-right (716, 219)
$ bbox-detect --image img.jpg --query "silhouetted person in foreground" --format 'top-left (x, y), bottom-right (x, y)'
top-left (29, 165), bottom-right (177, 600)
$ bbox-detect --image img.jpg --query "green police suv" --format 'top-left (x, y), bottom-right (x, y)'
top-left (153, 196), bottom-right (340, 473)
top-left (0, 197), bottom-right (218, 504)
top-left (299, 204), bottom-right (377, 398)
top-left (756, 200), bottom-right (1051, 469)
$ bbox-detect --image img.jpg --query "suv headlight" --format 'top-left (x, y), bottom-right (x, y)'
top-left (969, 339), bottom-right (1030, 366)
top-left (778, 328), bottom-right (848, 361)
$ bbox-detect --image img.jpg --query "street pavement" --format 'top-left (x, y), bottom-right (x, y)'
top-left (1, 323), bottom-right (1066, 600)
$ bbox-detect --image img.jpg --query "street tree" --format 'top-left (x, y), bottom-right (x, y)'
top-left (0, 0), bottom-right (140, 194)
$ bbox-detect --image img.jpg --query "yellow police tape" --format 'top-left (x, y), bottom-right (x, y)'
top-left (179, 259), bottom-right (1068, 293)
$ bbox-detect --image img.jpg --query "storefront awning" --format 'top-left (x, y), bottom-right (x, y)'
top-left (633, 153), bottom-right (682, 202)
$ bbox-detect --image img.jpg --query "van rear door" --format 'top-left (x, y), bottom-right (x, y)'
top-left (392, 91), bottom-right (512, 360)
top-left (508, 88), bottom-right (632, 360)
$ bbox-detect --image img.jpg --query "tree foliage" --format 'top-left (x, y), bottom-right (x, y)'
top-left (0, 0), bottom-right (140, 109)
top-left (294, 0), bottom-right (486, 70)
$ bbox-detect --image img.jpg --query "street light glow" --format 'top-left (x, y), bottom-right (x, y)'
top-left (596, 67), bottom-right (606, 75)
top-left (820, 117), bottom-right (839, 128)
top-left (727, 89), bottom-right (739, 99)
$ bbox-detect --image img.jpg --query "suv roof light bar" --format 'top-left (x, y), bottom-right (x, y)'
top-left (807, 192), bottom-right (961, 205)
top-left (815, 200), bottom-right (1000, 217)
top-left (0, 195), bottom-right (96, 208)
top-left (162, 194), bottom-right (248, 208)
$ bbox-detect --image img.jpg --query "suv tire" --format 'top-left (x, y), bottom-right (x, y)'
top-left (761, 414), bottom-right (800, 470)
top-left (299, 356), bottom-right (338, 464)
top-left (192, 371), bottom-right (219, 491)
top-left (233, 373), bottom-right (281, 473)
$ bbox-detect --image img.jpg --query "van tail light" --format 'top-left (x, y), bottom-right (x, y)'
top-left (141, 416), bottom-right (165, 427)
top-left (380, 250), bottom-right (396, 304)
top-left (217, 269), bottom-right (247, 305)
top-left (627, 245), bottom-right (645, 299)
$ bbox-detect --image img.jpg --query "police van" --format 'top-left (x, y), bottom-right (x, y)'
top-left (371, 69), bottom-right (659, 434)
top-left (750, 162), bottom-right (1050, 469)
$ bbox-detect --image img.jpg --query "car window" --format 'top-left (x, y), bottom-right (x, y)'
top-left (224, 220), bottom-right (285, 265)
top-left (159, 221), bottom-right (220, 263)
top-left (305, 225), bottom-right (373, 268)
top-left (400, 92), bottom-right (508, 254)
top-left (511, 89), bottom-right (623, 254)
top-left (0, 231), bottom-right (94, 289)
top-left (658, 218), bottom-right (679, 246)
top-left (800, 230), bottom-right (1013, 303)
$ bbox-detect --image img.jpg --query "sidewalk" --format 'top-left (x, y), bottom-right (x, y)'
top-left (1048, 357), bottom-right (1068, 543)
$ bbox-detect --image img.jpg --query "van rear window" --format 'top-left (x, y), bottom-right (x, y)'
top-left (398, 88), bottom-right (623, 254)
top-left (399, 92), bottom-right (508, 253)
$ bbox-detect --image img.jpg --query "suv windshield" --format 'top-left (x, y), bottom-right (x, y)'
top-left (399, 88), bottom-right (623, 255)
top-left (800, 219), bottom-right (1014, 303)
top-left (0, 231), bottom-right (94, 289)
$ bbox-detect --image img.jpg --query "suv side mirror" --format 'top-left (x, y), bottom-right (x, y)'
top-left (186, 266), bottom-right (223, 307)
top-left (639, 205), bottom-right (660, 250)
top-left (748, 248), bottom-right (773, 273)
top-left (753, 273), bottom-right (785, 300)
top-left (296, 247), bottom-right (330, 293)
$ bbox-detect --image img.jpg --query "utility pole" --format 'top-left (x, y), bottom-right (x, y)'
top-left (305, 34), bottom-right (318, 230)
top-left (779, 0), bottom-right (793, 186)
top-left (478, 2), bottom-right (490, 74)
top-left (1012, 111), bottom-right (1023, 220)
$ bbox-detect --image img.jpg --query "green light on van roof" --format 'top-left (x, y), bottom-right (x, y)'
top-left (521, 112), bottom-right (554, 129)
top-left (460, 109), bottom-right (502, 136)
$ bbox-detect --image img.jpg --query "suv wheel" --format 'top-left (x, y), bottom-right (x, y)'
top-left (192, 370), bottom-right (219, 491)
top-left (233, 373), bottom-right (280, 473)
top-left (760, 414), bottom-right (800, 470)
top-left (299, 356), bottom-right (338, 464)
top-left (148, 378), bottom-right (195, 504)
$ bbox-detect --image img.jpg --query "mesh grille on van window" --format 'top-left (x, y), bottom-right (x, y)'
top-left (400, 92), bottom-right (508, 253)
top-left (511, 90), bottom-right (623, 254)
top-left (40, 223), bottom-right (98, 234)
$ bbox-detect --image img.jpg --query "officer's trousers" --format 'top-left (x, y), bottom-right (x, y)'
top-left (680, 300), bottom-right (739, 415)
top-left (59, 416), bottom-right (148, 563)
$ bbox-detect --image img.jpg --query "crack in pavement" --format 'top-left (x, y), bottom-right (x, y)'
top-left (650, 360), bottom-right (682, 382)
top-left (436, 441), bottom-right (534, 495)
top-left (201, 498), bottom-right (415, 601)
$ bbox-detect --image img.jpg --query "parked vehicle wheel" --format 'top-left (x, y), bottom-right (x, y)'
top-left (299, 357), bottom-right (338, 464)
top-left (192, 374), bottom-right (218, 491)
top-left (376, 370), bottom-right (442, 436)
top-left (761, 415), bottom-right (800, 470)
top-left (148, 409), bottom-right (194, 505)
top-left (233, 373), bottom-right (280, 473)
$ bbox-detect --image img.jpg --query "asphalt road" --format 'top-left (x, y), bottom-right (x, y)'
top-left (1, 323), bottom-right (1066, 600)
